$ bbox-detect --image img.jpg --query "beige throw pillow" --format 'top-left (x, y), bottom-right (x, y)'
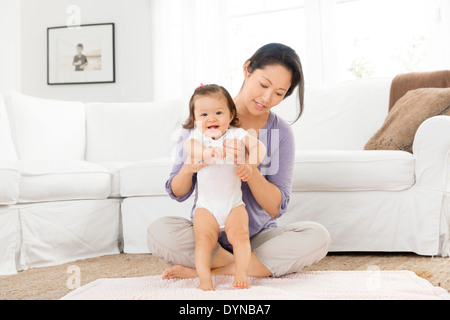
top-left (365, 88), bottom-right (450, 153)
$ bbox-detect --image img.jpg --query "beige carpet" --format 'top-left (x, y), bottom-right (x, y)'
top-left (0, 252), bottom-right (448, 300)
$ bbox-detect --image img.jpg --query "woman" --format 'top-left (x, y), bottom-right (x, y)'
top-left (147, 43), bottom-right (330, 279)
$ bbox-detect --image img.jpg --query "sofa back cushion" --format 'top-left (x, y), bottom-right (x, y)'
top-left (6, 92), bottom-right (86, 160)
top-left (389, 70), bottom-right (450, 111)
top-left (365, 87), bottom-right (450, 153)
top-left (0, 93), bottom-right (18, 161)
top-left (86, 100), bottom-right (183, 162)
top-left (276, 78), bottom-right (392, 150)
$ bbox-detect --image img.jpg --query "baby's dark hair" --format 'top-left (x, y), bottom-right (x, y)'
top-left (182, 84), bottom-right (239, 129)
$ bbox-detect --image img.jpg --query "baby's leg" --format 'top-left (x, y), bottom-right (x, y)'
top-left (225, 205), bottom-right (251, 288)
top-left (193, 208), bottom-right (220, 291)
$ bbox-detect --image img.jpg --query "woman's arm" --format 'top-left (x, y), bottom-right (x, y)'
top-left (171, 138), bottom-right (214, 198)
top-left (256, 124), bottom-right (295, 219)
top-left (246, 169), bottom-right (282, 218)
top-left (166, 129), bottom-right (211, 200)
top-left (170, 163), bottom-right (198, 198)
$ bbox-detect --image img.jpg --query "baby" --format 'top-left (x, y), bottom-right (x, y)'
top-left (183, 84), bottom-right (266, 291)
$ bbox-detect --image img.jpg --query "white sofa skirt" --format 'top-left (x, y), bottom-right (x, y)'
top-left (121, 196), bottom-right (193, 254)
top-left (121, 187), bottom-right (448, 257)
top-left (15, 199), bottom-right (121, 271)
top-left (0, 207), bottom-right (20, 275)
top-left (441, 193), bottom-right (450, 256)
top-left (279, 187), bottom-right (448, 256)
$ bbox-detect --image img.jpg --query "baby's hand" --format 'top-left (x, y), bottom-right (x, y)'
top-left (236, 164), bottom-right (253, 181)
top-left (213, 147), bottom-right (225, 160)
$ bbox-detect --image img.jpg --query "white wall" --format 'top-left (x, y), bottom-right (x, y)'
top-left (0, 0), bottom-right (21, 92)
top-left (20, 0), bottom-right (153, 102)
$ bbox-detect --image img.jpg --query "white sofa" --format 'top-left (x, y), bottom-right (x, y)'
top-left (0, 77), bottom-right (449, 275)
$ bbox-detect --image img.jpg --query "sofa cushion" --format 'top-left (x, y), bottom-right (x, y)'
top-left (292, 150), bottom-right (415, 191)
top-left (119, 158), bottom-right (174, 196)
top-left (280, 78), bottom-right (391, 150)
top-left (17, 161), bottom-right (111, 203)
top-left (365, 88), bottom-right (450, 153)
top-left (0, 164), bottom-right (20, 205)
top-left (119, 150), bottom-right (415, 195)
top-left (388, 70), bottom-right (450, 111)
top-left (86, 100), bottom-right (183, 162)
top-left (0, 94), bottom-right (18, 161)
top-left (96, 162), bottom-right (132, 197)
top-left (6, 92), bottom-right (85, 160)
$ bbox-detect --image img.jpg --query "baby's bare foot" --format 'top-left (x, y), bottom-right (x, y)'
top-left (232, 271), bottom-right (249, 289)
top-left (198, 277), bottom-right (215, 291)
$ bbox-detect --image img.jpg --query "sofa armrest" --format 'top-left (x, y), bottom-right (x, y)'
top-left (413, 115), bottom-right (450, 191)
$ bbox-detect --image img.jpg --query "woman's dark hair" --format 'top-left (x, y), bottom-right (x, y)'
top-left (183, 84), bottom-right (239, 129)
top-left (246, 43), bottom-right (305, 123)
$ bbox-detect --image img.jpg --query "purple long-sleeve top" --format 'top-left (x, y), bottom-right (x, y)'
top-left (165, 111), bottom-right (295, 251)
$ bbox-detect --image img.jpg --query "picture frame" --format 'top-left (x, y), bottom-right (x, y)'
top-left (47, 23), bottom-right (115, 85)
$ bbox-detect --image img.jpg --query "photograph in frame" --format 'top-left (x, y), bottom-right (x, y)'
top-left (47, 23), bottom-right (115, 85)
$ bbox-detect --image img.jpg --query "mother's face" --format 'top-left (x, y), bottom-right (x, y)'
top-left (242, 62), bottom-right (292, 115)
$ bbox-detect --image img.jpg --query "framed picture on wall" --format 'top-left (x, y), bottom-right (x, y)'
top-left (47, 23), bottom-right (115, 85)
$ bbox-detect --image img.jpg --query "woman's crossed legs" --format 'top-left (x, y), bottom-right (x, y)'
top-left (148, 216), bottom-right (330, 284)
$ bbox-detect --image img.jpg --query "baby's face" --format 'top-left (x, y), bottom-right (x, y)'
top-left (194, 94), bottom-right (233, 140)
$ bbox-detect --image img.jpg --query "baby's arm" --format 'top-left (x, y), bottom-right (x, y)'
top-left (185, 138), bottom-right (212, 164)
top-left (185, 138), bottom-right (224, 164)
top-left (236, 135), bottom-right (266, 181)
top-left (244, 134), bottom-right (266, 166)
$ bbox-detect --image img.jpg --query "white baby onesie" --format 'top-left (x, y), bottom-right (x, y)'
top-left (188, 127), bottom-right (248, 230)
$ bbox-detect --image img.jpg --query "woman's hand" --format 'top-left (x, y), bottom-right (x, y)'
top-left (171, 155), bottom-right (213, 198)
top-left (182, 156), bottom-right (214, 174)
top-left (224, 139), bottom-right (247, 164)
top-left (236, 164), bottom-right (254, 182)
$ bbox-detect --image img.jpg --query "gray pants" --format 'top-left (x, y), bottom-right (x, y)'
top-left (147, 216), bottom-right (330, 277)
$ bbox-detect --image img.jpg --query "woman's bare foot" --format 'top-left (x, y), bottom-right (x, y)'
top-left (198, 277), bottom-right (215, 291)
top-left (232, 271), bottom-right (249, 289)
top-left (162, 265), bottom-right (198, 279)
